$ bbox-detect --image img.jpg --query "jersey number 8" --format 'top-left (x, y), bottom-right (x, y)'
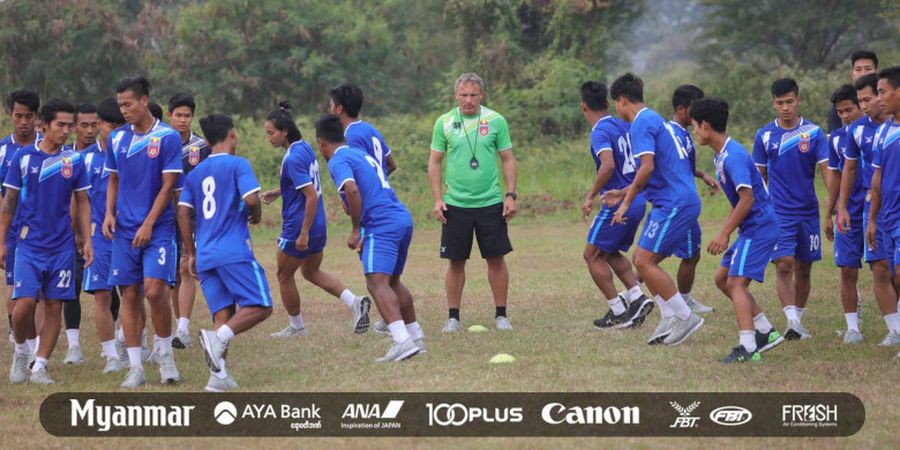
top-left (202, 176), bottom-right (216, 219)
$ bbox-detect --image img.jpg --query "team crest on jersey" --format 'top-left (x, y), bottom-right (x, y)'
top-left (189, 146), bottom-right (200, 165)
top-left (148, 137), bottom-right (161, 158)
top-left (61, 157), bottom-right (73, 179)
top-left (798, 132), bottom-right (810, 153)
top-left (479, 120), bottom-right (489, 137)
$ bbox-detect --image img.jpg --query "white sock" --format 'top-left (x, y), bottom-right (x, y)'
top-left (387, 320), bottom-right (411, 344)
top-left (66, 329), bottom-right (80, 348)
top-left (15, 342), bottom-right (29, 355)
top-left (213, 358), bottom-right (228, 379)
top-left (883, 312), bottom-right (900, 334)
top-left (608, 296), bottom-right (627, 315)
top-left (177, 317), bottom-right (190, 333)
top-left (127, 347), bottom-right (143, 369)
top-left (667, 293), bottom-right (692, 320)
top-left (33, 336), bottom-right (40, 353)
top-left (405, 321), bottom-right (424, 341)
top-left (797, 307), bottom-right (805, 320)
top-left (739, 330), bottom-right (757, 352)
top-left (845, 313), bottom-right (860, 333)
top-left (26, 338), bottom-right (37, 353)
top-left (288, 313), bottom-right (305, 330)
top-left (156, 335), bottom-right (173, 354)
top-left (339, 289), bottom-right (356, 308)
top-left (216, 324), bottom-right (235, 344)
top-left (102, 340), bottom-right (119, 360)
top-left (655, 295), bottom-right (673, 319)
top-left (783, 306), bottom-right (800, 322)
top-left (32, 357), bottom-right (48, 373)
top-left (753, 313), bottom-right (774, 333)
top-left (627, 285), bottom-right (644, 303)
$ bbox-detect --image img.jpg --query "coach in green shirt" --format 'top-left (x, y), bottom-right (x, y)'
top-left (428, 72), bottom-right (518, 333)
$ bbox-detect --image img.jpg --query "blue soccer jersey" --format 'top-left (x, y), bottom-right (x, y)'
top-left (752, 118), bottom-right (828, 219)
top-left (715, 138), bottom-right (777, 234)
top-left (345, 120), bottom-right (392, 176)
top-left (590, 115), bottom-right (639, 193)
top-left (843, 115), bottom-right (883, 190)
top-left (326, 146), bottom-right (409, 229)
top-left (669, 120), bottom-right (698, 175)
top-left (872, 118), bottom-right (900, 234)
top-left (104, 119), bottom-right (182, 239)
top-left (630, 108), bottom-right (700, 208)
top-left (279, 140), bottom-right (327, 240)
top-left (2, 145), bottom-right (91, 251)
top-left (179, 154), bottom-right (261, 272)
top-left (828, 126), bottom-right (865, 222)
top-left (84, 144), bottom-right (112, 248)
top-left (0, 133), bottom-right (41, 241)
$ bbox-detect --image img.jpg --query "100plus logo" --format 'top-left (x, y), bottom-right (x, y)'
top-left (425, 403), bottom-right (523, 427)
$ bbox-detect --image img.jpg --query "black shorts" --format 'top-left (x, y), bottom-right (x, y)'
top-left (440, 203), bottom-right (513, 260)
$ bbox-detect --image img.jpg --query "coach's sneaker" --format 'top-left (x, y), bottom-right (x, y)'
top-left (784, 320), bottom-right (812, 340)
top-left (376, 338), bottom-right (420, 363)
top-left (173, 329), bottom-right (192, 349)
top-left (688, 297), bottom-right (714, 314)
top-left (662, 313), bottom-right (704, 346)
top-left (373, 319), bottom-right (391, 335)
top-left (842, 329), bottom-right (864, 345)
top-left (63, 346), bottom-right (84, 365)
top-left (199, 329), bottom-right (227, 373)
top-left (593, 308), bottom-right (631, 330)
top-left (720, 345), bottom-right (761, 364)
top-left (647, 317), bottom-right (674, 345)
top-left (120, 366), bottom-right (145, 389)
top-left (352, 296), bottom-right (372, 334)
top-left (441, 318), bottom-right (461, 333)
top-left (626, 295), bottom-right (654, 327)
top-left (878, 330), bottom-right (900, 346)
top-left (270, 325), bottom-right (309, 338)
top-left (9, 353), bottom-right (29, 383)
top-left (29, 367), bottom-right (55, 385)
top-left (755, 329), bottom-right (785, 353)
top-left (415, 338), bottom-right (427, 354)
top-left (205, 374), bottom-right (238, 392)
top-left (103, 357), bottom-right (125, 374)
top-left (495, 316), bottom-right (513, 331)
top-left (158, 352), bottom-right (181, 384)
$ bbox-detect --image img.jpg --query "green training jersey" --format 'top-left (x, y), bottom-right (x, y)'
top-left (430, 106), bottom-right (512, 208)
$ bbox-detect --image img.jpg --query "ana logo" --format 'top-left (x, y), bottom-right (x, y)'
top-left (189, 146), bottom-right (200, 166)
top-left (709, 406), bottom-right (752, 426)
top-left (147, 137), bottom-right (161, 159)
top-left (426, 403), bottom-right (523, 427)
top-left (214, 401), bottom-right (238, 425)
top-left (479, 120), bottom-right (489, 137)
top-left (341, 400), bottom-right (404, 419)
top-left (61, 157), bottom-right (73, 179)
top-left (669, 401), bottom-right (701, 428)
top-left (798, 132), bottom-right (810, 153)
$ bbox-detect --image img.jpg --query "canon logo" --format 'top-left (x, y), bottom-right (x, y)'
top-left (709, 406), bottom-right (752, 426)
top-left (541, 403), bottom-right (640, 425)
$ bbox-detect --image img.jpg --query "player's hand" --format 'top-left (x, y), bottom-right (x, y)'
top-left (260, 189), bottom-right (280, 205)
top-left (102, 213), bottom-right (115, 240)
top-left (824, 215), bottom-right (835, 242)
top-left (75, 232), bottom-right (85, 256)
top-left (702, 174), bottom-right (719, 194)
top-left (866, 221), bottom-right (878, 250)
top-left (601, 189), bottom-right (625, 208)
top-left (0, 244), bottom-right (6, 271)
top-left (132, 222), bottom-right (152, 249)
top-left (502, 196), bottom-right (517, 221)
top-left (611, 202), bottom-right (630, 225)
top-left (347, 228), bottom-right (361, 252)
top-left (186, 253), bottom-right (198, 278)
top-left (295, 231), bottom-right (309, 252)
top-left (838, 208), bottom-right (851, 233)
top-left (707, 232), bottom-right (729, 255)
top-left (581, 197), bottom-right (593, 220)
top-left (82, 242), bottom-right (94, 269)
top-left (433, 200), bottom-right (448, 224)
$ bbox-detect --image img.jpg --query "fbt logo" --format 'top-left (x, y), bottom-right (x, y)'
top-left (341, 400), bottom-right (404, 420)
top-left (709, 406), bottom-right (752, 426)
top-left (669, 401), bottom-right (701, 428)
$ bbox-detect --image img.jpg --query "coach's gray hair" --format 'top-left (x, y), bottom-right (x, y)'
top-left (455, 73), bottom-right (484, 93)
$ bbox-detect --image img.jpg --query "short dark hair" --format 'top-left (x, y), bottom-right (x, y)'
top-left (580, 81), bottom-right (608, 111)
top-left (850, 50), bottom-right (878, 69)
top-left (148, 102), bottom-right (163, 120)
top-left (168, 92), bottom-right (196, 114)
top-left (329, 83), bottom-right (364, 118)
top-left (6, 89), bottom-right (40, 113)
top-left (314, 114), bottom-right (346, 144)
top-left (199, 114), bottom-right (233, 147)
top-left (609, 73), bottom-right (644, 103)
top-left (689, 97), bottom-right (729, 133)
top-left (97, 97), bottom-right (125, 125)
top-left (831, 84), bottom-right (859, 106)
top-left (39, 98), bottom-right (75, 124)
top-left (771, 78), bottom-right (799, 98)
top-left (74, 103), bottom-right (97, 121)
top-left (879, 66), bottom-right (900, 90)
top-left (853, 73), bottom-right (879, 94)
top-left (266, 101), bottom-right (302, 142)
top-left (672, 84), bottom-right (704, 111)
top-left (114, 76), bottom-right (151, 98)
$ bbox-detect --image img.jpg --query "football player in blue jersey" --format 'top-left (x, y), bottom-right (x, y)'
top-left (578, 81), bottom-right (651, 330)
top-left (330, 83), bottom-right (397, 176)
top-left (752, 78), bottom-right (829, 340)
top-left (2, 98), bottom-right (93, 384)
top-left (603, 73), bottom-right (705, 346)
top-left (178, 114), bottom-right (272, 392)
top-left (316, 114), bottom-right (424, 361)
top-left (102, 76), bottom-right (182, 388)
top-left (825, 85), bottom-right (866, 343)
top-left (260, 102), bottom-right (370, 337)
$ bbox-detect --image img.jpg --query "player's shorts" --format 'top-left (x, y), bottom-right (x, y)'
top-left (198, 260), bottom-right (273, 317)
top-left (5, 237), bottom-right (15, 286)
top-left (674, 220), bottom-right (702, 260)
top-left (110, 235), bottom-right (177, 287)
top-left (586, 200), bottom-right (645, 254)
top-left (863, 200), bottom-right (887, 263)
top-left (834, 221), bottom-right (863, 268)
top-left (637, 202), bottom-right (702, 257)
top-left (720, 231), bottom-right (777, 282)
top-left (277, 234), bottom-right (326, 260)
top-left (12, 246), bottom-right (76, 301)
top-left (887, 227), bottom-right (900, 274)
top-left (83, 241), bottom-right (112, 293)
top-left (440, 202), bottom-right (512, 260)
top-left (770, 215), bottom-right (822, 263)
top-left (361, 223), bottom-right (414, 276)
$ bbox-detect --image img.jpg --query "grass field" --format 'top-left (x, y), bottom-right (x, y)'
top-left (1, 217), bottom-right (898, 449)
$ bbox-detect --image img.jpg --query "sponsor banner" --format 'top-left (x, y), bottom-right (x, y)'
top-left (40, 392), bottom-right (864, 437)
